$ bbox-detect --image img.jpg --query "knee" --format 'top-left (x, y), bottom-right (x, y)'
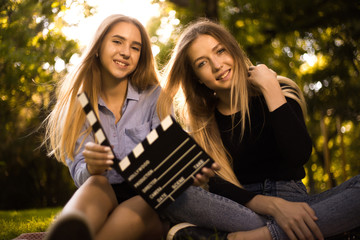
top-left (128, 202), bottom-right (165, 238)
top-left (350, 174), bottom-right (360, 186)
top-left (123, 196), bottom-right (161, 224)
top-left (80, 175), bottom-right (117, 207)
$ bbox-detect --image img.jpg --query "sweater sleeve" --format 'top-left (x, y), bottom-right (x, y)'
top-left (208, 176), bottom-right (257, 205)
top-left (269, 97), bottom-right (312, 168)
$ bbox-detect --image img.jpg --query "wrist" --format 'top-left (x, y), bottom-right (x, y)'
top-left (267, 196), bottom-right (283, 216)
top-left (86, 164), bottom-right (94, 175)
top-left (246, 195), bottom-right (279, 216)
top-left (87, 164), bottom-right (100, 175)
top-left (260, 79), bottom-right (282, 96)
top-left (261, 84), bottom-right (286, 112)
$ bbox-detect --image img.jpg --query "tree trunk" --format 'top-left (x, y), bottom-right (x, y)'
top-left (168, 0), bottom-right (219, 20)
top-left (306, 163), bottom-right (316, 194)
top-left (336, 116), bottom-right (347, 182)
top-left (320, 114), bottom-right (333, 189)
top-left (201, 0), bottom-right (218, 20)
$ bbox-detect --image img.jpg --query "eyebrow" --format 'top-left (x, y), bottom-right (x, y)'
top-left (112, 34), bottom-right (142, 47)
top-left (192, 43), bottom-right (222, 65)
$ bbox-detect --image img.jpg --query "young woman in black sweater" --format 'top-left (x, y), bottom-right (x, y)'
top-left (159, 19), bottom-right (360, 240)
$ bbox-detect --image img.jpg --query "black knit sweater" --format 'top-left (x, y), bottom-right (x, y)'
top-left (208, 96), bottom-right (312, 205)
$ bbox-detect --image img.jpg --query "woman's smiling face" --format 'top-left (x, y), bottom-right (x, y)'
top-left (187, 34), bottom-right (234, 94)
top-left (99, 21), bottom-right (142, 82)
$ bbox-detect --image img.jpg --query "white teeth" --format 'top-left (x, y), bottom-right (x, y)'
top-left (219, 70), bottom-right (229, 80)
top-left (115, 60), bottom-right (126, 66)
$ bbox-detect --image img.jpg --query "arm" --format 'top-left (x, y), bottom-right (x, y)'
top-left (270, 98), bottom-right (313, 167)
top-left (66, 132), bottom-right (112, 187)
top-left (209, 177), bottom-right (323, 240)
top-left (246, 195), bottom-right (323, 240)
top-left (248, 64), bottom-right (312, 167)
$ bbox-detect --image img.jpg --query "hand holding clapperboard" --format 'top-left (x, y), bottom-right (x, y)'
top-left (78, 92), bottom-right (214, 211)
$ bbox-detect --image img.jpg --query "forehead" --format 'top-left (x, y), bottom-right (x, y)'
top-left (106, 21), bottom-right (142, 43)
top-left (187, 34), bottom-right (220, 60)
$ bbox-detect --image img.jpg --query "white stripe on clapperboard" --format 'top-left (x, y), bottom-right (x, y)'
top-left (79, 92), bottom-right (107, 145)
top-left (78, 93), bottom-right (88, 108)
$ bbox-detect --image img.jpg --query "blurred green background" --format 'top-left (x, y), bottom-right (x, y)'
top-left (1, 0), bottom-right (359, 210)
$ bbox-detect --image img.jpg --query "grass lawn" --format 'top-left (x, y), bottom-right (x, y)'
top-left (0, 207), bottom-right (62, 240)
top-left (1, 208), bottom-right (359, 240)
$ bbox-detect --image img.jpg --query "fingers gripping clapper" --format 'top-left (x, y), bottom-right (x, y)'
top-left (77, 92), bottom-right (214, 211)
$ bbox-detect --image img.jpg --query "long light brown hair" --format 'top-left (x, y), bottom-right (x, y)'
top-left (158, 19), bottom-right (306, 187)
top-left (44, 14), bottom-right (159, 164)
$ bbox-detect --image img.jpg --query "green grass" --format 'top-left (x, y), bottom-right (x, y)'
top-left (0, 207), bottom-right (62, 240)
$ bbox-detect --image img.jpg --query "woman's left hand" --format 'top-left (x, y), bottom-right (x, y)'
top-left (248, 64), bottom-right (286, 112)
top-left (247, 64), bottom-right (278, 92)
top-left (193, 163), bottom-right (221, 186)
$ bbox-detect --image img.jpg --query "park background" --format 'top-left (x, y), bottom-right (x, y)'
top-left (1, 0), bottom-right (359, 212)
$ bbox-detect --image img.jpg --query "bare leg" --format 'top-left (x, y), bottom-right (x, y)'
top-left (96, 196), bottom-right (167, 240)
top-left (227, 226), bottom-right (272, 240)
top-left (61, 175), bottom-right (118, 234)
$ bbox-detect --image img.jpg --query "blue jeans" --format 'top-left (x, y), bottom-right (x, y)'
top-left (161, 174), bottom-right (360, 239)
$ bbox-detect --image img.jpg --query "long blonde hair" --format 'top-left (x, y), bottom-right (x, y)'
top-left (44, 14), bottom-right (159, 164)
top-left (158, 19), bottom-right (306, 188)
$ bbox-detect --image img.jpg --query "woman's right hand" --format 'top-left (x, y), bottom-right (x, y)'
top-left (269, 197), bottom-right (323, 240)
top-left (246, 195), bottom-right (323, 240)
top-left (82, 142), bottom-right (114, 175)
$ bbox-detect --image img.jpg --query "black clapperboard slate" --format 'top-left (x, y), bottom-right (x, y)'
top-left (77, 92), bottom-right (214, 211)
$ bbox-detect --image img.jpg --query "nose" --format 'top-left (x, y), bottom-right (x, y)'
top-left (119, 44), bottom-right (130, 60)
top-left (211, 57), bottom-right (222, 72)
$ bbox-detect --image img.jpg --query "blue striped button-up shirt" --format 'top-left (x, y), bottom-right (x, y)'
top-left (66, 82), bottom-right (161, 187)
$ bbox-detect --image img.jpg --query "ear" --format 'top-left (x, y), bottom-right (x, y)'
top-left (193, 75), bottom-right (203, 84)
top-left (198, 78), bottom-right (204, 84)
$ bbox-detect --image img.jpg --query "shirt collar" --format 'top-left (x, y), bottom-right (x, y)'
top-left (126, 81), bottom-right (140, 101)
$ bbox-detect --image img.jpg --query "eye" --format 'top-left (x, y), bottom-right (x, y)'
top-left (217, 48), bottom-right (226, 54)
top-left (132, 46), bottom-right (140, 51)
top-left (197, 60), bottom-right (207, 68)
top-left (113, 40), bottom-right (122, 44)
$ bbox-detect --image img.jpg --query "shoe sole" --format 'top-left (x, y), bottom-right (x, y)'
top-left (167, 223), bottom-right (196, 240)
top-left (44, 213), bottom-right (93, 240)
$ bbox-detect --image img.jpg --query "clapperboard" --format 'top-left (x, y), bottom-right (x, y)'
top-left (77, 92), bottom-right (214, 210)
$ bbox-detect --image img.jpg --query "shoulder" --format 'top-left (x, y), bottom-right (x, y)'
top-left (142, 84), bottom-right (161, 98)
top-left (137, 84), bottom-right (162, 106)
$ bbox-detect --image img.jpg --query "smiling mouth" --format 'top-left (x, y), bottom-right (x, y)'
top-left (216, 69), bottom-right (230, 80)
top-left (114, 60), bottom-right (128, 67)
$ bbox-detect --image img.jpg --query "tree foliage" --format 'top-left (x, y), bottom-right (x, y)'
top-left (0, 0), bottom-right (92, 209)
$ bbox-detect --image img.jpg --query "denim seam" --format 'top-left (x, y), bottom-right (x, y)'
top-left (266, 221), bottom-right (280, 240)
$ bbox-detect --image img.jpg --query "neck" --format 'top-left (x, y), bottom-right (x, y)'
top-left (101, 79), bottom-right (128, 123)
top-left (101, 78), bottom-right (128, 101)
top-left (216, 91), bottom-right (239, 115)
